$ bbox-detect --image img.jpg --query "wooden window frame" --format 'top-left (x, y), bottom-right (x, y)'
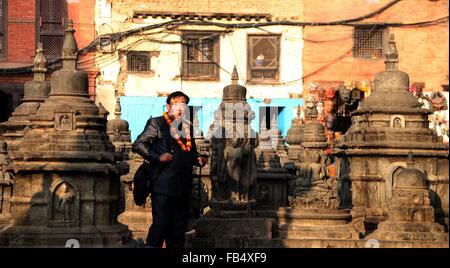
top-left (0, 0), bottom-right (7, 59)
top-left (181, 31), bottom-right (220, 81)
top-left (247, 34), bottom-right (281, 82)
top-left (353, 25), bottom-right (388, 59)
top-left (35, 0), bottom-right (68, 59)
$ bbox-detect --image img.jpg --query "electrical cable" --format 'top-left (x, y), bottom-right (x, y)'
top-left (1, 0), bottom-right (447, 75)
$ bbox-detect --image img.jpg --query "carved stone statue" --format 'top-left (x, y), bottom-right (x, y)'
top-left (55, 183), bottom-right (75, 222)
top-left (208, 66), bottom-right (259, 214)
top-left (290, 148), bottom-right (338, 209)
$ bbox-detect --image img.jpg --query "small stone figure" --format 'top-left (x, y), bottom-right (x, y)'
top-left (55, 183), bottom-right (75, 222)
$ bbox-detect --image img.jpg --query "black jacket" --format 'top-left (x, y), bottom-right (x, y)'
top-left (132, 116), bottom-right (199, 196)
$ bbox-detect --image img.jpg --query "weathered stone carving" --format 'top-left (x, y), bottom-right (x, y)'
top-left (278, 100), bottom-right (358, 240)
top-left (207, 67), bottom-right (259, 214)
top-left (0, 20), bottom-right (131, 247)
top-left (335, 34), bottom-right (449, 230)
top-left (0, 43), bottom-right (50, 156)
top-left (367, 153), bottom-right (448, 242)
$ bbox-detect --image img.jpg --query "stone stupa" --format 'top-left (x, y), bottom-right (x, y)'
top-left (0, 20), bottom-right (131, 247)
top-left (0, 43), bottom-right (51, 156)
top-left (366, 153), bottom-right (448, 246)
top-left (335, 34), bottom-right (449, 229)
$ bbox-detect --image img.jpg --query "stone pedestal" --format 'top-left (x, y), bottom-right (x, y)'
top-left (255, 147), bottom-right (289, 211)
top-left (276, 208), bottom-right (358, 240)
top-left (117, 156), bottom-right (152, 240)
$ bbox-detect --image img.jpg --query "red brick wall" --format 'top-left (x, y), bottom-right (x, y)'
top-left (6, 0), bottom-right (36, 63)
top-left (1, 0), bottom-right (96, 64)
top-left (68, 0), bottom-right (96, 49)
top-left (1, 0), bottom-right (98, 98)
top-left (303, 0), bottom-right (449, 92)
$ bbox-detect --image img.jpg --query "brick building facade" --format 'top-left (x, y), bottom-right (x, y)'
top-left (302, 0), bottom-right (449, 93)
top-left (0, 0), bottom-right (97, 123)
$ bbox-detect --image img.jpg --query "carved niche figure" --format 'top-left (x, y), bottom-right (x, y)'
top-left (55, 113), bottom-right (73, 130)
top-left (392, 116), bottom-right (404, 128)
top-left (53, 183), bottom-right (75, 222)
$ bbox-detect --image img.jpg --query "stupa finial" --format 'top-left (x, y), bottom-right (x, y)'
top-left (385, 34), bottom-right (399, 71)
top-left (231, 65), bottom-right (239, 85)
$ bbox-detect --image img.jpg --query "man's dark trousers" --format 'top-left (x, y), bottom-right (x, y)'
top-left (146, 194), bottom-right (190, 248)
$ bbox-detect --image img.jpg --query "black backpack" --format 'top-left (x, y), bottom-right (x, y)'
top-left (132, 160), bottom-right (153, 206)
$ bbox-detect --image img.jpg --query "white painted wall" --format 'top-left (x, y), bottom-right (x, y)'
top-left (94, 14), bottom-right (304, 118)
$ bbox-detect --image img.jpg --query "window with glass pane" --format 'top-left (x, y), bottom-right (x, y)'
top-left (353, 25), bottom-right (387, 59)
top-left (37, 0), bottom-right (67, 59)
top-left (182, 32), bottom-right (219, 79)
top-left (248, 35), bottom-right (280, 81)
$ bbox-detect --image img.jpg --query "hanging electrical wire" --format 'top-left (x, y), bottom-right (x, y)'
top-left (1, 0), bottom-right (447, 75)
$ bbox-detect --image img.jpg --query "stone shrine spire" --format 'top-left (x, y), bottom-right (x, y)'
top-left (49, 19), bottom-right (89, 97)
top-left (231, 65), bottom-right (239, 85)
top-left (115, 97), bottom-right (122, 119)
top-left (62, 19), bottom-right (78, 69)
top-left (385, 34), bottom-right (399, 71)
top-left (32, 43), bottom-right (47, 82)
top-left (223, 65), bottom-right (246, 101)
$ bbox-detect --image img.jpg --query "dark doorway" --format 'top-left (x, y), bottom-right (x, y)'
top-left (0, 90), bottom-right (13, 123)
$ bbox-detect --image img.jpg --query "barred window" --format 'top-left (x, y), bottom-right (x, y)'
top-left (37, 0), bottom-right (67, 59)
top-left (248, 35), bottom-right (280, 81)
top-left (182, 32), bottom-right (219, 79)
top-left (127, 51), bottom-right (151, 72)
top-left (353, 25), bottom-right (387, 59)
top-left (0, 0), bottom-right (6, 58)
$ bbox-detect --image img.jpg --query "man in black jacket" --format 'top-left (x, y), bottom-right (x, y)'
top-left (132, 91), bottom-right (206, 248)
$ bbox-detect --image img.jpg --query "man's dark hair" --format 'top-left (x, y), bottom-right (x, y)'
top-left (166, 91), bottom-right (190, 104)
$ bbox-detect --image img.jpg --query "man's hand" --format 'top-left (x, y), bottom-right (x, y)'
top-left (159, 153), bottom-right (173, 163)
top-left (198, 157), bottom-right (207, 167)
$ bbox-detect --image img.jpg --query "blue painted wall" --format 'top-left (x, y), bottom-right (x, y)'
top-left (120, 96), bottom-right (303, 142)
